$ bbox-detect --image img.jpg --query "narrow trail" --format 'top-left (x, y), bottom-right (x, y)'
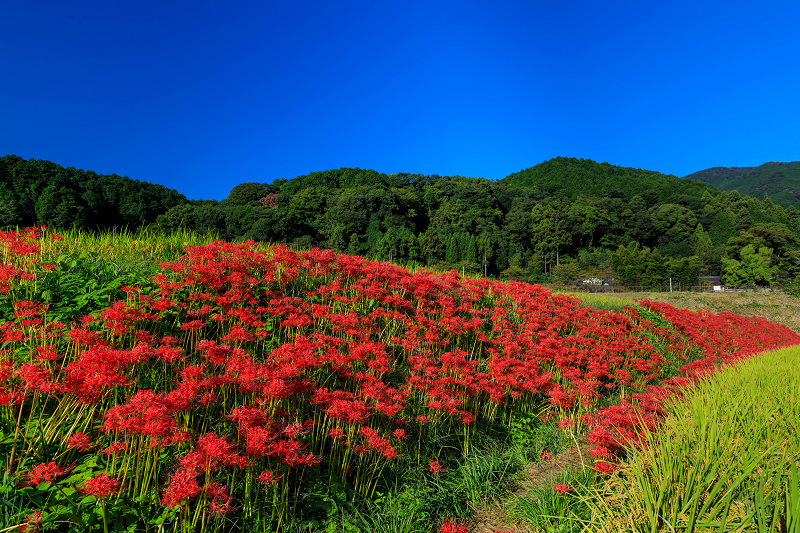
top-left (470, 441), bottom-right (593, 533)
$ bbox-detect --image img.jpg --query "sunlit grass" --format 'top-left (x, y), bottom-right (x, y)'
top-left (557, 291), bottom-right (637, 313)
top-left (582, 344), bottom-right (800, 532)
top-left (40, 227), bottom-right (222, 265)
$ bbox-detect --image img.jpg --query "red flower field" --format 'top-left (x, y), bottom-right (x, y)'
top-left (2, 227), bottom-right (798, 531)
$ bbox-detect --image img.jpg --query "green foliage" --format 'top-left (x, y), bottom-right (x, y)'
top-left (610, 243), bottom-right (700, 288)
top-left (783, 276), bottom-right (800, 297)
top-left (509, 469), bottom-right (595, 533)
top-left (550, 262), bottom-right (580, 284)
top-left (504, 157), bottom-right (717, 202)
top-left (1, 154), bottom-right (188, 230)
top-left (34, 252), bottom-right (157, 322)
top-left (222, 182), bottom-right (270, 206)
top-left (8, 154), bottom-right (800, 285)
top-left (687, 161), bottom-right (800, 208)
top-left (721, 244), bottom-right (777, 286)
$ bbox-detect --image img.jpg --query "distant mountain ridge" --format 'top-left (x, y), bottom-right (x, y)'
top-left (685, 161), bottom-right (800, 208)
top-left (503, 156), bottom-right (717, 204)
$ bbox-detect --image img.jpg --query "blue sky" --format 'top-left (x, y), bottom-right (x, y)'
top-left (3, 0), bottom-right (799, 200)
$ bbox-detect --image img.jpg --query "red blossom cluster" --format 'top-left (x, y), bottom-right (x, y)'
top-left (439, 521), bottom-right (470, 533)
top-left (553, 483), bottom-right (573, 494)
top-left (582, 300), bottom-right (800, 467)
top-left (2, 233), bottom-right (798, 522)
top-left (81, 474), bottom-right (120, 498)
top-left (20, 461), bottom-right (73, 486)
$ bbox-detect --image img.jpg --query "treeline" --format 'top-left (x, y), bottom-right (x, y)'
top-left (0, 155), bottom-right (187, 229)
top-left (5, 154), bottom-right (800, 289)
top-left (156, 159), bottom-right (800, 288)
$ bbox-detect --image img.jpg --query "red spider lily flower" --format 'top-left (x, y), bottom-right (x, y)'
top-left (391, 428), bottom-right (408, 440)
top-left (81, 474), bottom-right (120, 498)
top-left (66, 432), bottom-right (93, 452)
top-left (284, 421), bottom-right (309, 438)
top-left (198, 392), bottom-right (216, 405)
top-left (553, 483), bottom-right (573, 494)
top-left (439, 521), bottom-right (470, 533)
top-left (19, 511), bottom-right (42, 533)
top-left (329, 427), bottom-right (345, 439)
top-left (540, 449), bottom-right (553, 460)
top-left (588, 445), bottom-right (612, 459)
top-left (33, 345), bottom-right (59, 361)
top-left (180, 433), bottom-right (248, 472)
top-left (102, 390), bottom-right (177, 442)
top-left (18, 364), bottom-right (58, 393)
top-left (205, 482), bottom-right (234, 515)
top-left (179, 320), bottom-right (206, 332)
top-left (593, 461), bottom-right (616, 473)
top-left (258, 469), bottom-right (281, 485)
top-left (162, 468), bottom-right (202, 508)
top-left (429, 460), bottom-right (445, 475)
top-left (21, 461), bottom-right (73, 486)
top-left (102, 442), bottom-right (127, 457)
top-left (1, 328), bottom-right (24, 342)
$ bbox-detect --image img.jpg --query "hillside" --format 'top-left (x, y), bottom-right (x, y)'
top-left (6, 154), bottom-right (800, 289)
top-left (0, 154), bottom-right (189, 229)
top-left (503, 156), bottom-right (718, 203)
top-left (686, 161), bottom-right (800, 208)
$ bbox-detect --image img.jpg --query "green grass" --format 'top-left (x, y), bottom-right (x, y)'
top-left (581, 345), bottom-right (800, 532)
top-left (41, 226), bottom-right (223, 265)
top-left (509, 468), bottom-right (595, 533)
top-left (557, 291), bottom-right (637, 313)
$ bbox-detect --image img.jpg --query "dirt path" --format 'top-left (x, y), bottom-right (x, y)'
top-left (469, 441), bottom-right (593, 533)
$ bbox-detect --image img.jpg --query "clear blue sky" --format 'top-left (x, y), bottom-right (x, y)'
top-left (3, 0), bottom-right (799, 200)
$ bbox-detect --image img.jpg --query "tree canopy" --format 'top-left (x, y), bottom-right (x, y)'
top-left (7, 154), bottom-right (800, 289)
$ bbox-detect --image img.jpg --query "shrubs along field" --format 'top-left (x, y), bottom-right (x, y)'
top-left (1, 226), bottom-right (799, 532)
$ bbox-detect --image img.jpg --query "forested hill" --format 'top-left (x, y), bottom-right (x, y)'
top-left (0, 155), bottom-right (188, 229)
top-left (504, 157), bottom-right (717, 202)
top-left (156, 158), bottom-right (800, 289)
top-left (6, 154), bottom-right (800, 289)
top-left (686, 161), bottom-right (800, 208)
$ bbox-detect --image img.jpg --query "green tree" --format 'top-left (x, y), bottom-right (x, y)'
top-left (0, 183), bottom-right (19, 227)
top-left (35, 183), bottom-right (86, 228)
top-left (381, 227), bottom-right (398, 261)
top-left (406, 233), bottom-right (420, 263)
top-left (418, 230), bottom-right (444, 264)
top-left (445, 233), bottom-right (460, 264)
top-left (530, 203), bottom-right (571, 273)
top-left (223, 182), bottom-right (269, 206)
top-left (551, 262), bottom-right (580, 284)
top-left (708, 211), bottom-right (737, 246)
top-left (347, 233), bottom-right (361, 256)
top-left (477, 232), bottom-right (494, 276)
top-left (328, 224), bottom-right (346, 253)
top-left (721, 245), bottom-right (777, 286)
top-left (649, 203), bottom-right (697, 257)
top-left (692, 223), bottom-right (715, 274)
top-left (463, 234), bottom-right (478, 264)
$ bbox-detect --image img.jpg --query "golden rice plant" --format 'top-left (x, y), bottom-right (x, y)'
top-left (582, 345), bottom-right (800, 532)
